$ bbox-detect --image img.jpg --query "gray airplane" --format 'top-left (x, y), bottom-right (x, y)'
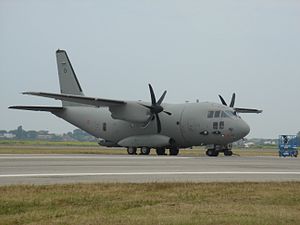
top-left (9, 50), bottom-right (262, 156)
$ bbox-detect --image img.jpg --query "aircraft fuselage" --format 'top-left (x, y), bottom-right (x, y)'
top-left (55, 101), bottom-right (250, 148)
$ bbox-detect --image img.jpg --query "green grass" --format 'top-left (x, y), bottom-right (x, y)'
top-left (0, 182), bottom-right (299, 225)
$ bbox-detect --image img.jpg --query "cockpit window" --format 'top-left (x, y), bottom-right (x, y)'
top-left (209, 110), bottom-right (237, 118)
top-left (221, 111), bottom-right (229, 118)
top-left (225, 110), bottom-right (236, 117)
top-left (207, 111), bottom-right (214, 118)
top-left (214, 111), bottom-right (221, 118)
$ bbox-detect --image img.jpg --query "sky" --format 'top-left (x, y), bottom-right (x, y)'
top-left (0, 0), bottom-right (299, 138)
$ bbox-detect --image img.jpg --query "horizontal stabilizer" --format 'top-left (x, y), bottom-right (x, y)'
top-left (9, 106), bottom-right (64, 112)
top-left (234, 107), bottom-right (263, 114)
top-left (22, 92), bottom-right (126, 107)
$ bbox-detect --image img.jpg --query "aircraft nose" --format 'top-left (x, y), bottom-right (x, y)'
top-left (240, 120), bottom-right (250, 138)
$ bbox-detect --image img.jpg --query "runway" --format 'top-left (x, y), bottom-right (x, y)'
top-left (0, 154), bottom-right (299, 185)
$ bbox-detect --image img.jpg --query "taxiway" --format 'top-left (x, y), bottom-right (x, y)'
top-left (0, 154), bottom-right (299, 185)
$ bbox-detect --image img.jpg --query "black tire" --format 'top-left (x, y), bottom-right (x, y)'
top-left (156, 147), bottom-right (166, 155)
top-left (224, 150), bottom-right (233, 156)
top-left (169, 147), bottom-right (179, 156)
top-left (206, 149), bottom-right (219, 157)
top-left (140, 147), bottom-right (150, 155)
top-left (206, 149), bottom-right (214, 157)
top-left (127, 147), bottom-right (137, 155)
top-left (212, 151), bottom-right (219, 157)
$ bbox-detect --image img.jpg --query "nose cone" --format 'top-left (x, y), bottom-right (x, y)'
top-left (240, 120), bottom-right (250, 138)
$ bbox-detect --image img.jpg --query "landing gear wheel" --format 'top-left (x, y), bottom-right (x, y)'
top-left (127, 147), bottom-right (137, 155)
top-left (156, 147), bottom-right (166, 155)
top-left (224, 150), bottom-right (233, 156)
top-left (294, 151), bottom-right (298, 157)
top-left (140, 147), bottom-right (151, 155)
top-left (212, 151), bottom-right (219, 157)
top-left (169, 147), bottom-right (179, 156)
top-left (206, 149), bottom-right (219, 157)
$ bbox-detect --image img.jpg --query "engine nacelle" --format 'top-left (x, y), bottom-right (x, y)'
top-left (109, 101), bottom-right (150, 123)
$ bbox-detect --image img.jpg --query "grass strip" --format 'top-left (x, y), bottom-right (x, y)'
top-left (0, 182), bottom-right (299, 225)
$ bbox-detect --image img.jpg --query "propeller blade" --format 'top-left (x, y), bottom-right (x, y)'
top-left (218, 95), bottom-right (227, 106)
top-left (140, 103), bottom-right (153, 110)
top-left (230, 93), bottom-right (236, 107)
top-left (163, 111), bottom-right (172, 116)
top-left (142, 115), bottom-right (154, 128)
top-left (157, 90), bottom-right (167, 105)
top-left (148, 84), bottom-right (156, 105)
top-left (155, 113), bottom-right (162, 133)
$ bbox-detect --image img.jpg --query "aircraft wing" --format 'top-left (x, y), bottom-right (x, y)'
top-left (8, 106), bottom-right (64, 112)
top-left (234, 107), bottom-right (263, 114)
top-left (22, 92), bottom-right (126, 107)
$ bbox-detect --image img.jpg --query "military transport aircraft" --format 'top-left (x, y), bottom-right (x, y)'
top-left (9, 50), bottom-right (262, 156)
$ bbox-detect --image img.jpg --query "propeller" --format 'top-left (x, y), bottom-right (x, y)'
top-left (141, 84), bottom-right (172, 133)
top-left (218, 93), bottom-right (236, 108)
top-left (218, 93), bottom-right (262, 114)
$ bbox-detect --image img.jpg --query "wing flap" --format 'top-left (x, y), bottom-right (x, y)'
top-left (23, 92), bottom-right (126, 107)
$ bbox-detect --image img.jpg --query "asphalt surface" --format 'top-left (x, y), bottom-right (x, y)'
top-left (0, 154), bottom-right (299, 185)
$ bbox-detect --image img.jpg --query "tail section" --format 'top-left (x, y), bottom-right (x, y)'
top-left (56, 49), bottom-right (84, 106)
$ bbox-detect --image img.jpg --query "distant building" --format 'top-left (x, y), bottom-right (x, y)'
top-left (1, 133), bottom-right (16, 139)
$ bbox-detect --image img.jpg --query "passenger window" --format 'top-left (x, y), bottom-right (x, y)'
top-left (219, 121), bottom-right (224, 129)
top-left (214, 111), bottom-right (221, 118)
top-left (213, 122), bottom-right (218, 129)
top-left (207, 111), bottom-right (214, 118)
top-left (102, 123), bottom-right (107, 132)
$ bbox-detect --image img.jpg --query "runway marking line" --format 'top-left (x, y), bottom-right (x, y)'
top-left (1, 171), bottom-right (300, 178)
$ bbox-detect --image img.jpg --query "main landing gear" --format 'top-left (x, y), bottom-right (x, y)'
top-left (206, 144), bottom-right (233, 157)
top-left (127, 147), bottom-right (179, 156)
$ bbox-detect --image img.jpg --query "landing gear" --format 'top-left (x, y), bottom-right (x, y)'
top-left (206, 149), bottom-right (219, 157)
top-left (169, 147), bottom-right (179, 156)
top-left (224, 150), bottom-right (233, 156)
top-left (127, 146), bottom-right (180, 156)
top-left (206, 144), bottom-right (232, 157)
top-left (140, 147), bottom-right (151, 155)
top-left (156, 147), bottom-right (166, 155)
top-left (127, 147), bottom-right (137, 155)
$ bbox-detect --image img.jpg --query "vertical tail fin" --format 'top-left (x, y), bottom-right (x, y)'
top-left (56, 49), bottom-right (84, 106)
